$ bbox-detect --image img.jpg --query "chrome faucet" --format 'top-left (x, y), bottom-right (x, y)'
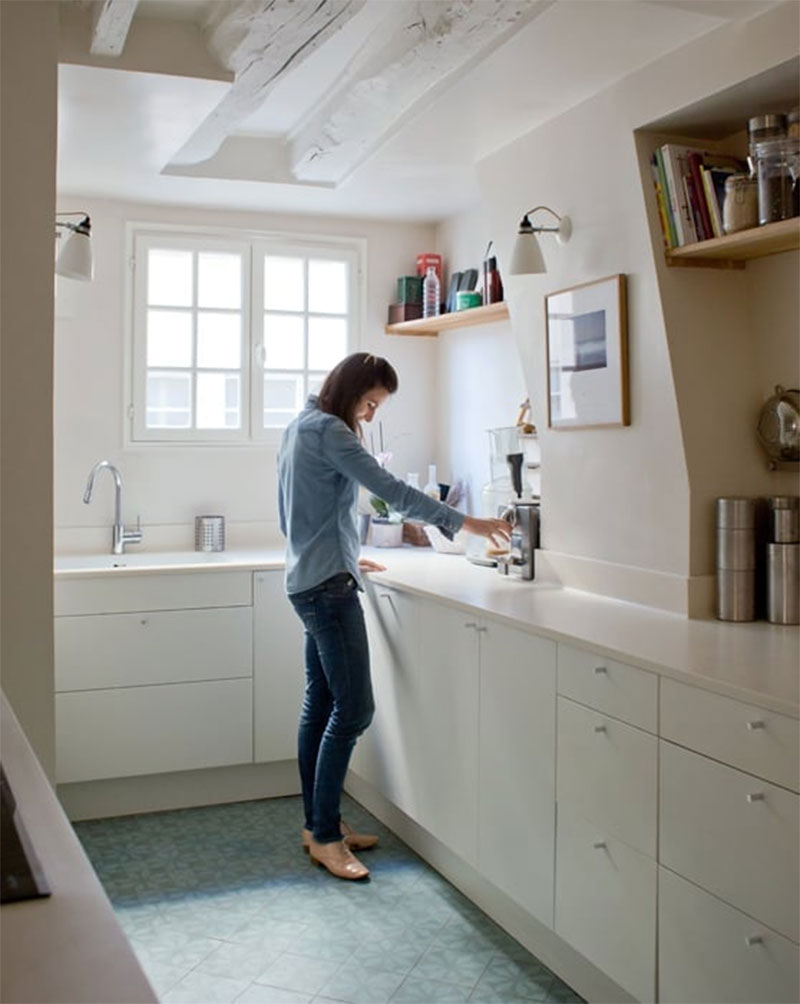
top-left (83, 460), bottom-right (143, 555)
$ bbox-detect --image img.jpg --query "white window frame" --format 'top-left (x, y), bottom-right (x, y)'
top-left (125, 224), bottom-right (364, 447)
top-left (251, 239), bottom-right (361, 441)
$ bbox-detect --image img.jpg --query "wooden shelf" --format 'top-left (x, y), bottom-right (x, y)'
top-left (384, 300), bottom-right (509, 336)
top-left (665, 217), bottom-right (800, 269)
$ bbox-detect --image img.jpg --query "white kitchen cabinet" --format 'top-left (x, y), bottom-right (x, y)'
top-left (660, 739), bottom-right (799, 943)
top-left (557, 696), bottom-right (657, 857)
top-left (557, 642), bottom-right (657, 732)
top-left (357, 590), bottom-right (481, 866)
top-left (661, 677), bottom-right (800, 793)
top-left (659, 866), bottom-right (800, 1004)
top-left (478, 619), bottom-right (555, 925)
top-left (55, 572), bottom-right (254, 784)
top-left (350, 584), bottom-right (421, 813)
top-left (555, 805), bottom-right (656, 1004)
top-left (57, 679), bottom-right (253, 782)
top-left (55, 607), bottom-right (252, 691)
top-left (253, 571), bottom-right (305, 763)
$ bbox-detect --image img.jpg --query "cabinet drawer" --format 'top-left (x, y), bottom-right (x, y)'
top-left (660, 741), bottom-right (799, 942)
top-left (557, 697), bottom-right (657, 857)
top-left (54, 571), bottom-right (252, 615)
top-left (557, 643), bottom-right (657, 732)
top-left (555, 806), bottom-right (656, 1004)
top-left (55, 607), bottom-right (252, 691)
top-left (661, 677), bottom-right (799, 792)
top-left (659, 867), bottom-right (800, 1004)
top-left (56, 679), bottom-right (253, 783)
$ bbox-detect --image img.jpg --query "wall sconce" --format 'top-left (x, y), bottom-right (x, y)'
top-left (55, 212), bottom-right (94, 281)
top-left (509, 206), bottom-right (572, 275)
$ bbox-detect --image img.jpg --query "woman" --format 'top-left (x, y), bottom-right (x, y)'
top-left (278, 352), bottom-right (511, 880)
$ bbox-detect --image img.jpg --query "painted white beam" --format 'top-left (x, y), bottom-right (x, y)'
top-left (90, 0), bottom-right (139, 57)
top-left (289, 0), bottom-right (552, 185)
top-left (170, 0), bottom-right (366, 167)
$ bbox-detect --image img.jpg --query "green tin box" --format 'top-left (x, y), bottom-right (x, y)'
top-left (397, 275), bottom-right (423, 304)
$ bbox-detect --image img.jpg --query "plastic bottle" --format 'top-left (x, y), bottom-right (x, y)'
top-left (422, 266), bottom-right (440, 318)
top-left (423, 464), bottom-right (440, 500)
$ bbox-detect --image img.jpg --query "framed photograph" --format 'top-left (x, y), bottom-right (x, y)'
top-left (545, 274), bottom-right (629, 429)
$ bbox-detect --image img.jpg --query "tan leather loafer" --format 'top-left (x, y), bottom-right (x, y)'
top-left (308, 838), bottom-right (369, 880)
top-left (301, 820), bottom-right (379, 853)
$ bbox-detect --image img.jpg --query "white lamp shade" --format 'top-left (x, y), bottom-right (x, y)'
top-left (509, 230), bottom-right (546, 275)
top-left (55, 227), bottom-right (93, 281)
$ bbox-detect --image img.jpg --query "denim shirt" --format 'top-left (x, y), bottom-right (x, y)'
top-left (278, 396), bottom-right (465, 594)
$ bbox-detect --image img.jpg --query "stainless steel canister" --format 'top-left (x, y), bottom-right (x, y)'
top-left (768, 495), bottom-right (800, 543)
top-left (195, 515), bottom-right (225, 552)
top-left (716, 497), bottom-right (756, 622)
top-left (766, 542), bottom-right (800, 624)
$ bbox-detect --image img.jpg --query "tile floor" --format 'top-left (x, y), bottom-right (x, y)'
top-left (75, 794), bottom-right (584, 1004)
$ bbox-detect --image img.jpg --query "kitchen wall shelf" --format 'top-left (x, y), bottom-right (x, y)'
top-left (665, 217), bottom-right (800, 270)
top-left (384, 301), bottom-right (509, 336)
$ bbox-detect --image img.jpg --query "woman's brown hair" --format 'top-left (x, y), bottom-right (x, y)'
top-left (317, 352), bottom-right (399, 432)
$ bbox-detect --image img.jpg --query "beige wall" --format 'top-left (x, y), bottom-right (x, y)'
top-left (469, 3), bottom-right (798, 612)
top-left (0, 0), bottom-right (58, 774)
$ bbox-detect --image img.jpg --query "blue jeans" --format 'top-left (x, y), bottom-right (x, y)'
top-left (289, 573), bottom-right (374, 844)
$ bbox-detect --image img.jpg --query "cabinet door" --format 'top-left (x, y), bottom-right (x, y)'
top-left (555, 806), bottom-right (656, 1004)
top-left (253, 571), bottom-right (305, 763)
top-left (414, 601), bottom-right (480, 865)
top-left (660, 740), bottom-right (799, 942)
top-left (557, 696), bottom-right (657, 857)
top-left (55, 607), bottom-right (252, 691)
top-left (56, 679), bottom-right (253, 782)
top-left (350, 584), bottom-right (419, 806)
top-left (478, 619), bottom-right (556, 925)
top-left (659, 866), bottom-right (800, 1004)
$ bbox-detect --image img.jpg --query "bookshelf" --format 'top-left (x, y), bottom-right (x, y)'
top-left (665, 217), bottom-right (800, 269)
top-left (384, 300), bottom-right (509, 336)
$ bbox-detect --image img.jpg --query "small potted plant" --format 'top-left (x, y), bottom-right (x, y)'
top-left (369, 496), bottom-right (404, 547)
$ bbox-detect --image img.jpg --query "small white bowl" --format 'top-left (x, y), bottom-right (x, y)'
top-left (423, 526), bottom-right (467, 554)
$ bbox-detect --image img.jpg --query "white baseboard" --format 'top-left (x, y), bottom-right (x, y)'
top-left (536, 548), bottom-right (714, 618)
top-left (345, 770), bottom-right (635, 1004)
top-left (58, 760), bottom-right (300, 820)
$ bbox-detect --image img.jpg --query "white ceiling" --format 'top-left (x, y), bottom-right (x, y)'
top-left (57, 0), bottom-right (780, 222)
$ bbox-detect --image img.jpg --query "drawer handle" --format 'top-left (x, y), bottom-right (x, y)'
top-left (746, 792), bottom-right (765, 803)
top-left (140, 618), bottom-right (148, 626)
top-left (464, 621), bottom-right (477, 630)
top-left (594, 665), bottom-right (608, 675)
top-left (746, 720), bottom-right (766, 731)
top-left (593, 841), bottom-right (607, 850)
top-left (745, 935), bottom-right (764, 947)
top-left (378, 592), bottom-right (393, 599)
top-left (476, 626), bottom-right (487, 633)
top-left (593, 724), bottom-right (607, 734)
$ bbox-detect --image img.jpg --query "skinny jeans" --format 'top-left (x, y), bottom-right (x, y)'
top-left (288, 572), bottom-right (375, 844)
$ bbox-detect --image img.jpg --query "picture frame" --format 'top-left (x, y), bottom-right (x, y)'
top-left (545, 274), bottom-right (629, 430)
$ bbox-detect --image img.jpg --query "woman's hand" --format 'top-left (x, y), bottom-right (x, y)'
top-left (358, 558), bottom-right (387, 573)
top-left (462, 515), bottom-right (513, 549)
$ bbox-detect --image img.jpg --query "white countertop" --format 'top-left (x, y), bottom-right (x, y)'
top-left (0, 694), bottom-right (157, 1004)
top-left (54, 547), bottom-right (800, 717)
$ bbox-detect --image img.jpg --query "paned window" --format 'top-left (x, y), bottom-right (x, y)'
top-left (129, 229), bottom-right (360, 443)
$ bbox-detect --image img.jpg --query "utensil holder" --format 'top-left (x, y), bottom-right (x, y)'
top-left (195, 515), bottom-right (225, 552)
top-left (716, 497), bottom-right (756, 621)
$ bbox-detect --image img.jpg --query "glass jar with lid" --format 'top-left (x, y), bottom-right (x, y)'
top-left (755, 137), bottom-right (800, 224)
top-left (722, 174), bottom-right (758, 234)
top-left (748, 114), bottom-right (787, 174)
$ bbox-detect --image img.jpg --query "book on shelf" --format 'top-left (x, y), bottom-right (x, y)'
top-left (658, 143), bottom-right (746, 247)
top-left (650, 155), bottom-right (674, 250)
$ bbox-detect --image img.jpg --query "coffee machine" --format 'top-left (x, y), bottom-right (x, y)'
top-left (496, 452), bottom-right (540, 580)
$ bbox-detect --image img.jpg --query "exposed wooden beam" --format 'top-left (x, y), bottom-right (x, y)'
top-left (171, 0), bottom-right (366, 167)
top-left (90, 0), bottom-right (139, 57)
top-left (289, 0), bottom-right (551, 185)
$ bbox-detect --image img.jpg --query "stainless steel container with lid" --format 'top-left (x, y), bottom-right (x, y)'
top-left (715, 497), bottom-right (756, 622)
top-left (768, 495), bottom-right (800, 543)
top-left (748, 113), bottom-right (787, 173)
top-left (195, 515), bottom-right (225, 552)
top-left (767, 542), bottom-right (800, 624)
